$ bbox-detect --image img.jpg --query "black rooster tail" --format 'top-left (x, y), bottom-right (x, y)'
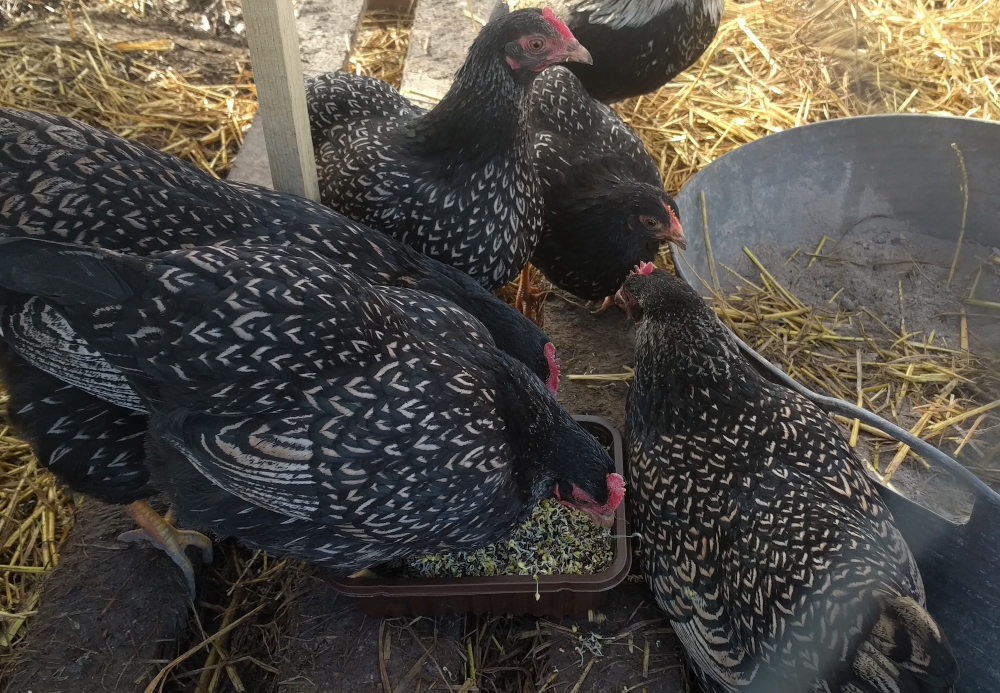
top-left (853, 595), bottom-right (959, 693)
top-left (0, 237), bottom-right (135, 307)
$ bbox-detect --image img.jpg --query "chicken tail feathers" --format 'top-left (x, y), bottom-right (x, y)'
top-left (853, 595), bottom-right (959, 693)
top-left (0, 237), bottom-right (136, 307)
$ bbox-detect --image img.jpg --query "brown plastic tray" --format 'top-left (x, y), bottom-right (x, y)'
top-left (327, 415), bottom-right (630, 617)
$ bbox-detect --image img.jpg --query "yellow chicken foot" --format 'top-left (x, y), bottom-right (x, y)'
top-left (514, 265), bottom-right (532, 314)
top-left (118, 500), bottom-right (214, 596)
top-left (590, 295), bottom-right (615, 314)
top-left (514, 265), bottom-right (544, 322)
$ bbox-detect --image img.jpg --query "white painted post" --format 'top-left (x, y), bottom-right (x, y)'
top-left (242, 0), bottom-right (321, 201)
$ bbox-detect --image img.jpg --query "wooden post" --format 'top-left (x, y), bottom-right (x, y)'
top-left (242, 0), bottom-right (320, 201)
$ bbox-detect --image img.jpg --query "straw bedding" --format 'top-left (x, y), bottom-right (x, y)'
top-left (0, 0), bottom-right (997, 686)
top-left (625, 0), bottom-right (1000, 195)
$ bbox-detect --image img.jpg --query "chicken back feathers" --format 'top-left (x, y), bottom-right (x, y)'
top-left (528, 66), bottom-right (683, 300)
top-left (307, 8), bottom-right (592, 290)
top-left (0, 238), bottom-right (621, 571)
top-left (621, 268), bottom-right (957, 692)
top-left (0, 106), bottom-right (559, 505)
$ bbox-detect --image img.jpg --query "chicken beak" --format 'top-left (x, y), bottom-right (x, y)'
top-left (668, 224), bottom-right (687, 250)
top-left (562, 40), bottom-right (593, 65)
top-left (614, 288), bottom-right (627, 312)
top-left (662, 203), bottom-right (686, 249)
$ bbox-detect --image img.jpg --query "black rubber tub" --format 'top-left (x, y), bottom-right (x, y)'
top-left (674, 114), bottom-right (1000, 690)
top-left (327, 415), bottom-right (631, 617)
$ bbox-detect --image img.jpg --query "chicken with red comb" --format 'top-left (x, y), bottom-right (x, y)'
top-left (622, 267), bottom-right (957, 693)
top-left (507, 0), bottom-right (724, 104)
top-left (527, 65), bottom-right (684, 307)
top-left (307, 7), bottom-right (592, 291)
top-left (0, 237), bottom-right (624, 586)
top-left (554, 471), bottom-right (625, 527)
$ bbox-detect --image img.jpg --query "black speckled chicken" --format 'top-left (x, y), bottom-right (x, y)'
top-left (620, 265), bottom-right (958, 692)
top-left (0, 238), bottom-right (625, 576)
top-left (509, 0), bottom-right (725, 103)
top-left (528, 66), bottom-right (684, 303)
top-left (0, 107), bottom-right (560, 590)
top-left (306, 8), bottom-right (592, 291)
top-left (0, 346), bottom-right (151, 502)
top-left (0, 108), bottom-right (557, 387)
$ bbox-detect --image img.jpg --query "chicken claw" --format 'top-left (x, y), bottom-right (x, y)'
top-left (118, 500), bottom-right (213, 596)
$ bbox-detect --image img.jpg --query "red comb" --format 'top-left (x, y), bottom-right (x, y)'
top-left (631, 261), bottom-right (655, 276)
top-left (603, 473), bottom-right (626, 512)
top-left (542, 7), bottom-right (574, 39)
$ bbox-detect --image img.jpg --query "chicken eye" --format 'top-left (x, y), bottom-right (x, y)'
top-left (639, 215), bottom-right (660, 230)
top-left (526, 37), bottom-right (546, 53)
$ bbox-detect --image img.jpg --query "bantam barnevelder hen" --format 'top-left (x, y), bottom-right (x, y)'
top-left (0, 238), bottom-right (625, 577)
top-left (528, 66), bottom-right (684, 304)
top-left (619, 264), bottom-right (958, 692)
top-left (0, 108), bottom-right (557, 388)
top-left (508, 0), bottom-right (725, 103)
top-left (0, 106), bottom-right (562, 590)
top-left (306, 7), bottom-right (593, 291)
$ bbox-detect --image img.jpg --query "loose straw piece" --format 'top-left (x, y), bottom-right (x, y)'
top-left (947, 143), bottom-right (970, 285)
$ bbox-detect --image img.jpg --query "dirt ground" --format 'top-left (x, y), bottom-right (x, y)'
top-left (1, 501), bottom-right (191, 692)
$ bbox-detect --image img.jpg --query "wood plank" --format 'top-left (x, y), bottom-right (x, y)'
top-left (229, 0), bottom-right (366, 189)
top-left (398, 0), bottom-right (496, 108)
top-left (241, 0), bottom-right (321, 199)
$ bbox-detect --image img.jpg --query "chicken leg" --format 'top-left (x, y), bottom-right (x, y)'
top-left (590, 295), bottom-right (615, 314)
top-left (118, 500), bottom-right (213, 596)
top-left (514, 265), bottom-right (544, 323)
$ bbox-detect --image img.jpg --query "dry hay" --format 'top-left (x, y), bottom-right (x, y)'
top-left (0, 9), bottom-right (257, 177)
top-left (0, 5), bottom-right (257, 656)
top-left (142, 546), bottom-right (295, 693)
top-left (347, 8), bottom-right (413, 89)
top-left (622, 0), bottom-right (1000, 196)
top-left (704, 245), bottom-right (1000, 486)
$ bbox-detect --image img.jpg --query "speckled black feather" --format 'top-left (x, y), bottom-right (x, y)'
top-left (528, 66), bottom-right (680, 299)
top-left (516, 0), bottom-right (725, 103)
top-left (0, 108), bottom-right (551, 375)
top-left (623, 269), bottom-right (957, 692)
top-left (0, 239), bottom-right (615, 572)
top-left (306, 8), bottom-right (583, 291)
top-left (0, 107), bottom-right (556, 503)
top-left (0, 343), bottom-right (151, 504)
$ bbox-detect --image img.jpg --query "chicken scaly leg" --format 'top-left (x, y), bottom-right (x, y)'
top-left (590, 295), bottom-right (615, 314)
top-left (118, 500), bottom-right (213, 596)
top-left (514, 265), bottom-right (544, 323)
